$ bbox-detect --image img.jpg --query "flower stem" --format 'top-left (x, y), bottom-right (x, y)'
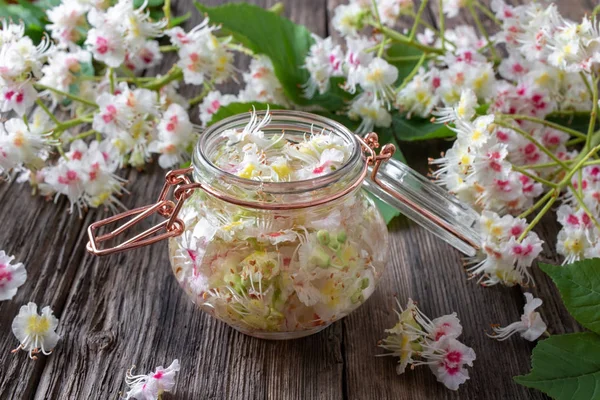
top-left (227, 43), bottom-right (254, 56)
top-left (35, 99), bottom-right (60, 125)
top-left (497, 113), bottom-right (587, 139)
top-left (474, 1), bottom-right (502, 26)
top-left (141, 66), bottom-right (183, 90)
top-left (409, 0), bottom-right (429, 42)
top-left (159, 45), bottom-right (178, 52)
top-left (163, 0), bottom-right (171, 27)
top-left (67, 129), bottom-right (97, 143)
top-left (396, 53), bottom-right (427, 93)
top-left (568, 183), bottom-right (600, 231)
top-left (47, 113), bottom-right (95, 137)
top-left (35, 84), bottom-right (98, 108)
top-left (189, 84), bottom-right (211, 106)
top-left (438, 0), bottom-right (446, 49)
top-left (558, 145), bottom-right (600, 189)
top-left (108, 68), bottom-right (115, 94)
top-left (371, 0), bottom-right (386, 58)
top-left (495, 120), bottom-right (570, 170)
top-left (518, 189), bottom-right (555, 219)
top-left (585, 75), bottom-right (599, 151)
top-left (519, 190), bottom-right (558, 241)
top-left (566, 137), bottom-right (586, 146)
top-left (376, 23), bottom-right (444, 54)
top-left (468, 2), bottom-right (499, 61)
top-left (268, 2), bottom-right (284, 14)
top-left (511, 165), bottom-right (557, 188)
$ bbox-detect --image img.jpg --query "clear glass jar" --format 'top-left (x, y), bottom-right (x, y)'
top-left (87, 111), bottom-right (482, 340)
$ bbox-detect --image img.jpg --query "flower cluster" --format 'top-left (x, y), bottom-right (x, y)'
top-left (379, 299), bottom-right (476, 391)
top-left (466, 211), bottom-right (543, 286)
top-left (300, 0), bottom-right (600, 281)
top-left (0, 0), bottom-right (306, 215)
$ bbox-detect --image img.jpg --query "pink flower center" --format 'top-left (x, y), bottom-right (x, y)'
top-left (0, 265), bottom-right (11, 284)
top-left (153, 371), bottom-right (164, 380)
top-left (207, 100), bottom-right (220, 114)
top-left (511, 226), bottom-right (523, 236)
top-left (72, 150), bottom-right (83, 160)
top-left (446, 350), bottom-right (462, 364)
top-left (96, 36), bottom-right (109, 54)
top-left (102, 104), bottom-right (117, 123)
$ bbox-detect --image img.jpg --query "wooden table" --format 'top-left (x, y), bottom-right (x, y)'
top-left (0, 1), bottom-right (587, 399)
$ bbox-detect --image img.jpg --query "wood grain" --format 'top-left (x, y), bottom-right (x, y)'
top-left (0, 1), bottom-right (588, 399)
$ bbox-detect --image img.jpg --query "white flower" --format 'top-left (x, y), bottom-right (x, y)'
top-left (238, 56), bottom-right (287, 105)
top-left (0, 251), bottom-right (26, 301)
top-left (38, 50), bottom-right (92, 104)
top-left (375, 0), bottom-right (413, 26)
top-left (0, 82), bottom-right (38, 116)
top-left (434, 89), bottom-right (478, 124)
top-left (198, 91), bottom-right (236, 127)
top-left (414, 310), bottom-right (463, 341)
top-left (348, 93), bottom-right (392, 134)
top-left (47, 0), bottom-right (88, 47)
top-left (11, 302), bottom-right (60, 359)
top-left (124, 359), bottom-right (180, 399)
top-left (355, 57), bottom-right (398, 103)
top-left (85, 27), bottom-right (126, 67)
top-left (149, 103), bottom-right (197, 169)
top-left (488, 293), bottom-right (547, 341)
top-left (378, 299), bottom-right (421, 374)
top-left (441, 0), bottom-right (467, 18)
top-left (0, 118), bottom-right (51, 175)
top-left (332, 3), bottom-right (365, 36)
top-left (418, 336), bottom-right (476, 390)
top-left (302, 35), bottom-right (344, 98)
top-left (172, 21), bottom-right (234, 86)
top-left (124, 40), bottom-right (163, 73)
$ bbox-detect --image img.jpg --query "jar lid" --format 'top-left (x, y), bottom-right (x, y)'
top-left (362, 157), bottom-right (481, 257)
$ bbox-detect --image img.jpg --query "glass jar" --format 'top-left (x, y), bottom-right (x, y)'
top-left (87, 111), bottom-right (481, 340)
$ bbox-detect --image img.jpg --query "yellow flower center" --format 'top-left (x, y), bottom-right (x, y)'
top-left (26, 315), bottom-right (50, 336)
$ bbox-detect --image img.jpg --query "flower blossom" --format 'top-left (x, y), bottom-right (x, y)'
top-left (40, 139), bottom-right (125, 215)
top-left (124, 359), bottom-right (180, 399)
top-left (303, 35), bottom-right (344, 97)
top-left (0, 251), bottom-right (27, 301)
top-left (198, 90), bottom-right (236, 127)
top-left (379, 298), bottom-right (475, 391)
top-left (488, 292), bottom-right (547, 341)
top-left (148, 103), bottom-right (197, 168)
top-left (11, 302), bottom-right (60, 359)
top-left (465, 211), bottom-right (543, 287)
top-left (0, 118), bottom-right (55, 177)
top-left (167, 19), bottom-right (234, 86)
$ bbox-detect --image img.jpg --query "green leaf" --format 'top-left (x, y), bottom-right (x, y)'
top-left (547, 115), bottom-right (591, 134)
top-left (385, 44), bottom-right (423, 84)
top-left (387, 112), bottom-right (454, 141)
top-left (195, 2), bottom-right (346, 111)
top-left (134, 0), bottom-right (164, 8)
top-left (207, 102), bottom-right (286, 126)
top-left (540, 259), bottom-right (600, 335)
top-left (514, 332), bottom-right (600, 400)
top-left (170, 12), bottom-right (191, 27)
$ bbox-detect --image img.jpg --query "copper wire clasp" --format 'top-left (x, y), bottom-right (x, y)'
top-left (86, 167), bottom-right (196, 256)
